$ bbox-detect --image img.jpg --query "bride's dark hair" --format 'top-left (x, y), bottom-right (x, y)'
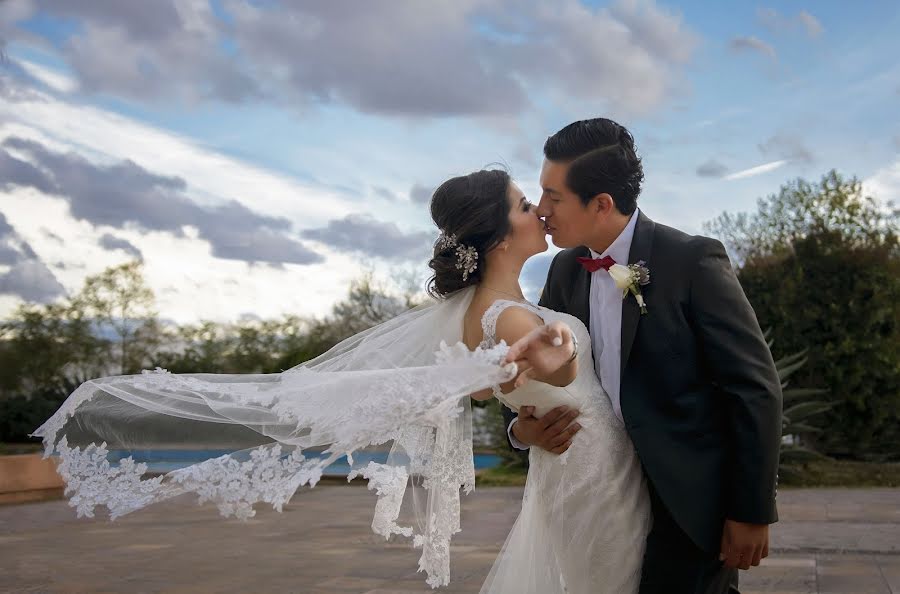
top-left (427, 169), bottom-right (511, 298)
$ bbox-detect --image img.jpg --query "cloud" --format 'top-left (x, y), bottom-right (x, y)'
top-left (372, 186), bottom-right (398, 201)
top-left (609, 0), bottom-right (694, 62)
top-left (50, 260), bottom-right (85, 271)
top-left (0, 0), bottom-right (32, 40)
top-left (758, 8), bottom-right (823, 38)
top-left (1, 136), bottom-right (324, 265)
top-left (237, 311), bottom-right (262, 324)
top-left (0, 75), bottom-right (360, 322)
top-left (0, 77), bottom-right (353, 225)
top-left (0, 140), bottom-right (57, 193)
top-left (724, 160), bottom-right (787, 180)
top-left (17, 59), bottom-right (77, 93)
top-left (0, 257), bottom-right (66, 302)
top-left (758, 134), bottom-right (814, 164)
top-left (798, 11), bottom-right (824, 38)
top-left (0, 72), bottom-right (45, 103)
top-left (729, 36), bottom-right (776, 60)
top-left (0, 242), bottom-right (19, 265)
top-left (498, 0), bottom-right (699, 116)
top-left (410, 183), bottom-right (434, 204)
top-left (696, 159), bottom-right (729, 178)
top-left (6, 0), bottom-right (698, 118)
top-left (0, 210), bottom-right (66, 302)
top-left (513, 141), bottom-right (540, 168)
top-left (0, 212), bottom-right (19, 265)
top-left (99, 233), bottom-right (143, 261)
top-left (863, 159), bottom-right (900, 203)
top-left (36, 0), bottom-right (260, 103)
top-left (302, 214), bottom-right (432, 261)
top-left (756, 8), bottom-right (783, 32)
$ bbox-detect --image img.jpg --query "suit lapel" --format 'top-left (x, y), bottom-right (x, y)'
top-left (620, 211), bottom-right (655, 377)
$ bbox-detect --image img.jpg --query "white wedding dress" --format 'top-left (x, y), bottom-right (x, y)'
top-left (477, 300), bottom-right (651, 594)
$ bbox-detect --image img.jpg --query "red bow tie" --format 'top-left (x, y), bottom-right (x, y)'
top-left (576, 255), bottom-right (616, 273)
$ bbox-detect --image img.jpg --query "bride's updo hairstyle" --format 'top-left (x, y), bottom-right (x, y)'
top-left (427, 169), bottom-right (512, 298)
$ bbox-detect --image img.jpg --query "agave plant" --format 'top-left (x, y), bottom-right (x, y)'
top-left (766, 330), bottom-right (832, 479)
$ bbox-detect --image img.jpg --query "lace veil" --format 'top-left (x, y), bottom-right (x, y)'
top-left (31, 285), bottom-right (515, 588)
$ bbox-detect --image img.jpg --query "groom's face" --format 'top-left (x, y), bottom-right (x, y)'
top-left (537, 159), bottom-right (597, 249)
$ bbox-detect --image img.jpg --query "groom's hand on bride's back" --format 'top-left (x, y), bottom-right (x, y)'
top-left (511, 405), bottom-right (581, 455)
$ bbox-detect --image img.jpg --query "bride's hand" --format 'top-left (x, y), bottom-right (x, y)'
top-left (504, 321), bottom-right (576, 388)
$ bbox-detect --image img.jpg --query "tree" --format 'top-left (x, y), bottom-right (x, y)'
top-left (0, 302), bottom-right (109, 399)
top-left (70, 260), bottom-right (160, 374)
top-left (153, 320), bottom-right (234, 374)
top-left (0, 374), bottom-right (91, 442)
top-left (151, 274), bottom-right (420, 376)
top-left (326, 274), bottom-right (416, 341)
top-left (705, 170), bottom-right (900, 459)
top-left (705, 170), bottom-right (898, 266)
top-left (0, 261), bottom-right (432, 441)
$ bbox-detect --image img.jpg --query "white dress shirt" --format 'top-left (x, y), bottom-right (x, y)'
top-left (508, 209), bottom-right (640, 449)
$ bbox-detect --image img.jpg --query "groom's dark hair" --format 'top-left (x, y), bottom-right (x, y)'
top-left (543, 118), bottom-right (643, 215)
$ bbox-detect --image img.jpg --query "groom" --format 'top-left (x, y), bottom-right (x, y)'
top-left (504, 118), bottom-right (782, 593)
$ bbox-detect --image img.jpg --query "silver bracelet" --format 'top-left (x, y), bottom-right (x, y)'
top-left (566, 332), bottom-right (578, 364)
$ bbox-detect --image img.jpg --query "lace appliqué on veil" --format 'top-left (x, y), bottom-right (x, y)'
top-left (349, 462), bottom-right (413, 538)
top-left (168, 445), bottom-right (323, 520)
top-left (55, 436), bottom-right (166, 520)
top-left (55, 438), bottom-right (327, 521)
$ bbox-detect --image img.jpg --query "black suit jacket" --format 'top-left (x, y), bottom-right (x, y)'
top-left (504, 211), bottom-right (782, 553)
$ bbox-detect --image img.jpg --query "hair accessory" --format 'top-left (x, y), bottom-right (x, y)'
top-left (437, 232), bottom-right (479, 281)
top-left (436, 232), bottom-right (458, 251)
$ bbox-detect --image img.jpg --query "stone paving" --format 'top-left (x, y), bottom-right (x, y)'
top-left (0, 486), bottom-right (897, 593)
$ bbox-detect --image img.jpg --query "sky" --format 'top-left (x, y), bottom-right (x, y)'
top-left (1, 0), bottom-right (898, 324)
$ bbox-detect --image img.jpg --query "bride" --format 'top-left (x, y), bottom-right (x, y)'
top-left (435, 170), bottom-right (650, 593)
top-left (32, 169), bottom-right (649, 592)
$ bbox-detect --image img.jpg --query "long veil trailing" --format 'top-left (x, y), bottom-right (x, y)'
top-left (31, 286), bottom-right (515, 588)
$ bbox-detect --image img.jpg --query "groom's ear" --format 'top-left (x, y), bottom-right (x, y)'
top-left (591, 193), bottom-right (615, 215)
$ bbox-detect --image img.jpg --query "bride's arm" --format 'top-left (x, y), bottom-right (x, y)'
top-left (470, 307), bottom-right (577, 401)
top-left (494, 307), bottom-right (578, 389)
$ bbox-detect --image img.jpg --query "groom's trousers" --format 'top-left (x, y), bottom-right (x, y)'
top-left (638, 482), bottom-right (739, 594)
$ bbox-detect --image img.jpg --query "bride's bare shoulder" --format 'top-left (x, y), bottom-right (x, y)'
top-left (463, 296), bottom-right (541, 349)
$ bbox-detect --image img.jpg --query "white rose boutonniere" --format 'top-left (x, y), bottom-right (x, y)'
top-left (608, 260), bottom-right (650, 314)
